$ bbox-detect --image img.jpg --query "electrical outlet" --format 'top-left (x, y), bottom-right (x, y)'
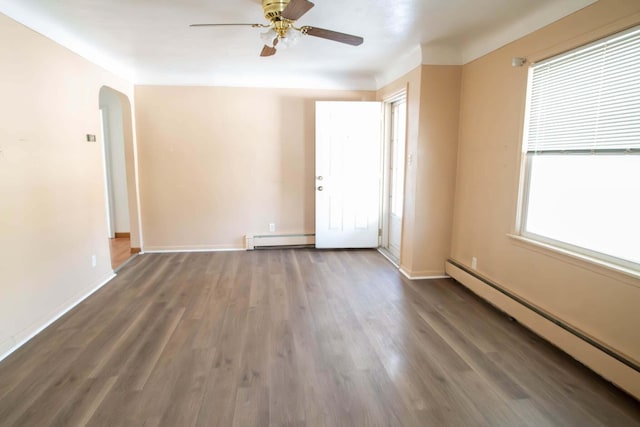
top-left (471, 257), bottom-right (477, 270)
top-left (269, 223), bottom-right (276, 232)
top-left (91, 254), bottom-right (97, 268)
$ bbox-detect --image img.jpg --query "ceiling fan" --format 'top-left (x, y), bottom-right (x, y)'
top-left (190, 0), bottom-right (364, 57)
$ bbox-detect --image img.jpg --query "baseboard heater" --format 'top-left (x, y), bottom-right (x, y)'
top-left (446, 259), bottom-right (640, 375)
top-left (245, 233), bottom-right (315, 250)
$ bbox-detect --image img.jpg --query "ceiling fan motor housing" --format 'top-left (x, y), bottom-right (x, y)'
top-left (262, 0), bottom-right (291, 21)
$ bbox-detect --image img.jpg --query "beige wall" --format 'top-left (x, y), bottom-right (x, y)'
top-left (377, 65), bottom-right (461, 277)
top-left (451, 0), bottom-right (640, 396)
top-left (414, 65), bottom-right (461, 276)
top-left (0, 14), bottom-right (137, 358)
top-left (135, 86), bottom-right (375, 251)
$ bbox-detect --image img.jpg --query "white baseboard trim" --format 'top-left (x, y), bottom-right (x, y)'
top-left (143, 247), bottom-right (245, 253)
top-left (399, 267), bottom-right (449, 280)
top-left (445, 259), bottom-right (640, 400)
top-left (0, 272), bottom-right (116, 363)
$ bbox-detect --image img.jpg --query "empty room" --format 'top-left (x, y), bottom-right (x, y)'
top-left (1, 0), bottom-right (639, 425)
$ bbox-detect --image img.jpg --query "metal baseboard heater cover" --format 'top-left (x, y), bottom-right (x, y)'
top-left (245, 233), bottom-right (315, 250)
top-left (446, 259), bottom-right (640, 374)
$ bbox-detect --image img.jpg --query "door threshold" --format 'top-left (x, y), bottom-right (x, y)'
top-left (377, 247), bottom-right (399, 268)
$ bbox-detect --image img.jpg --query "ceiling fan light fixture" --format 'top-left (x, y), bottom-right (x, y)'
top-left (260, 28), bottom-right (278, 46)
top-left (191, 0), bottom-right (364, 57)
top-left (278, 29), bottom-right (302, 50)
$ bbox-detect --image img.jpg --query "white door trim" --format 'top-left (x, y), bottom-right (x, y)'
top-left (380, 91), bottom-right (407, 262)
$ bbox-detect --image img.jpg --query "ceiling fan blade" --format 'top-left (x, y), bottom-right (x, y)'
top-left (260, 44), bottom-right (277, 57)
top-left (190, 23), bottom-right (265, 27)
top-left (302, 26), bottom-right (363, 46)
top-left (281, 0), bottom-right (315, 21)
top-left (260, 37), bottom-right (280, 57)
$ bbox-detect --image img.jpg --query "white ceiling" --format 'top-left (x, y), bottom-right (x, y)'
top-left (0, 0), bottom-right (596, 90)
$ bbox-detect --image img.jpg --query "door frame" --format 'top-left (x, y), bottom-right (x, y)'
top-left (380, 90), bottom-right (407, 263)
top-left (99, 108), bottom-right (116, 239)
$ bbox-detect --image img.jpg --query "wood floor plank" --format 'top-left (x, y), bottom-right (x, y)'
top-left (238, 277), bottom-right (271, 389)
top-left (48, 375), bottom-right (118, 427)
top-left (321, 254), bottom-right (483, 421)
top-left (449, 370), bottom-right (551, 426)
top-left (0, 327), bottom-right (78, 402)
top-left (195, 251), bottom-right (251, 427)
top-left (157, 347), bottom-right (216, 426)
top-left (0, 249), bottom-right (638, 426)
top-left (414, 302), bottom-right (530, 400)
top-left (87, 300), bottom-right (159, 379)
top-left (0, 346), bottom-right (85, 426)
top-left (126, 306), bottom-right (185, 391)
top-left (231, 386), bottom-right (269, 427)
top-left (85, 386), bottom-right (143, 425)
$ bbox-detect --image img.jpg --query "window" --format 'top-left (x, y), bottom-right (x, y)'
top-left (520, 26), bottom-right (640, 271)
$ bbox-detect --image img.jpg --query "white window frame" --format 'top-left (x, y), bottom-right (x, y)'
top-left (516, 25), bottom-right (640, 275)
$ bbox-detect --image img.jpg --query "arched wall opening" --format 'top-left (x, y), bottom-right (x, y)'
top-left (99, 86), bottom-right (141, 268)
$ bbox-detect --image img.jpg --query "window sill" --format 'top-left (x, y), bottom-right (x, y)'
top-left (507, 234), bottom-right (640, 286)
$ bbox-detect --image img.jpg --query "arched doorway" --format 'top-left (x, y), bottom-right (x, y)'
top-left (98, 86), bottom-right (141, 270)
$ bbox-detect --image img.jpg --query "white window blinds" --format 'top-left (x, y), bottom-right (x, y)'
top-left (525, 26), bottom-right (640, 153)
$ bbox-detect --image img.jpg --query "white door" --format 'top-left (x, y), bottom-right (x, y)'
top-left (315, 101), bottom-right (382, 248)
top-left (388, 98), bottom-right (406, 258)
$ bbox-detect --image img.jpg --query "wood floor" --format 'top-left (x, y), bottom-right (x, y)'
top-left (0, 249), bottom-right (638, 426)
top-left (109, 236), bottom-right (132, 270)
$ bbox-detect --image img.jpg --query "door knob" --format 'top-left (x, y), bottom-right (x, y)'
top-left (317, 176), bottom-right (323, 181)
top-left (317, 186), bottom-right (324, 191)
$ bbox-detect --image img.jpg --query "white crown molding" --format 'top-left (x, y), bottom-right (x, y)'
top-left (460, 0), bottom-right (597, 64)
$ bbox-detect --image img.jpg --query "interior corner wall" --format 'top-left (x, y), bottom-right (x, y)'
top-left (376, 65), bottom-right (461, 278)
top-left (0, 13), bottom-right (134, 359)
top-left (412, 65), bottom-right (461, 277)
top-left (451, 0), bottom-right (640, 397)
top-left (134, 85), bottom-right (375, 251)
